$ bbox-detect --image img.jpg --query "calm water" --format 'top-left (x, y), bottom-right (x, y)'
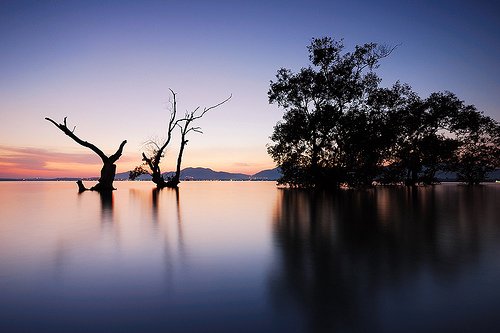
top-left (0, 181), bottom-right (499, 332)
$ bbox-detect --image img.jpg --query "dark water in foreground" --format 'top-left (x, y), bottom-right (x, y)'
top-left (0, 181), bottom-right (499, 332)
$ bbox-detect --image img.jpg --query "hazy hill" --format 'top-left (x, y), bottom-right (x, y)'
top-left (115, 168), bottom-right (497, 182)
top-left (435, 170), bottom-right (500, 181)
top-left (2, 168), bottom-right (499, 182)
top-left (114, 167), bottom-right (282, 181)
top-left (175, 167), bottom-right (250, 180)
top-left (252, 168), bottom-right (282, 180)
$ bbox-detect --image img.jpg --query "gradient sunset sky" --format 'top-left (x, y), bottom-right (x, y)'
top-left (1, 0), bottom-right (499, 178)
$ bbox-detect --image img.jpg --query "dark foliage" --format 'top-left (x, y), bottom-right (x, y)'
top-left (268, 37), bottom-right (500, 188)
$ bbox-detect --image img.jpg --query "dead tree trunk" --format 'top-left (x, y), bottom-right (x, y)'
top-left (132, 90), bottom-right (231, 189)
top-left (142, 151), bottom-right (168, 188)
top-left (45, 117), bottom-right (127, 192)
top-left (136, 89), bottom-right (181, 189)
top-left (166, 94), bottom-right (232, 188)
top-left (166, 129), bottom-right (187, 188)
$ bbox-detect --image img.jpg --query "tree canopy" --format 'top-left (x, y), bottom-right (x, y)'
top-left (268, 37), bottom-right (500, 188)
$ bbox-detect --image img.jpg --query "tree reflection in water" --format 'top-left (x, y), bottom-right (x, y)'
top-left (99, 190), bottom-right (114, 224)
top-left (150, 187), bottom-right (185, 251)
top-left (270, 185), bottom-right (500, 333)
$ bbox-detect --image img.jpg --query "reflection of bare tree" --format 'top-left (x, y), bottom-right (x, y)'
top-left (174, 187), bottom-right (186, 261)
top-left (151, 188), bottom-right (160, 225)
top-left (77, 190), bottom-right (114, 226)
top-left (99, 191), bottom-right (114, 225)
top-left (149, 187), bottom-right (187, 287)
top-left (52, 191), bottom-right (116, 280)
top-left (270, 186), bottom-right (498, 332)
top-left (150, 188), bottom-right (184, 248)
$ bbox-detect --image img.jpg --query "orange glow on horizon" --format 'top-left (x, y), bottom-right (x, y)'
top-left (0, 145), bottom-right (276, 178)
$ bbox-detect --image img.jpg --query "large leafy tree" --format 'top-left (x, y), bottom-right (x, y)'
top-left (268, 37), bottom-right (396, 188)
top-left (450, 107), bottom-right (500, 184)
top-left (385, 91), bottom-right (463, 186)
top-left (385, 91), bottom-right (499, 186)
top-left (269, 37), bottom-right (499, 188)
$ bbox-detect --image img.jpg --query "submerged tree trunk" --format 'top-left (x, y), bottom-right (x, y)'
top-left (91, 161), bottom-right (118, 192)
top-left (166, 130), bottom-right (188, 188)
top-left (166, 94), bottom-right (232, 188)
top-left (142, 152), bottom-right (168, 189)
top-left (136, 90), bottom-right (231, 189)
top-left (152, 170), bottom-right (168, 188)
top-left (76, 180), bottom-right (88, 193)
top-left (45, 117), bottom-right (127, 193)
top-left (137, 89), bottom-right (180, 189)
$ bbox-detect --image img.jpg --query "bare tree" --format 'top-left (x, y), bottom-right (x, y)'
top-left (129, 90), bottom-right (231, 188)
top-left (167, 94), bottom-right (232, 187)
top-left (129, 89), bottom-right (182, 188)
top-left (45, 117), bottom-right (127, 192)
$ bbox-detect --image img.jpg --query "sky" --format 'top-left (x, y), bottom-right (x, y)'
top-left (0, 0), bottom-right (499, 178)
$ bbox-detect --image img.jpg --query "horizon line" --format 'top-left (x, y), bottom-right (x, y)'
top-left (0, 165), bottom-right (280, 180)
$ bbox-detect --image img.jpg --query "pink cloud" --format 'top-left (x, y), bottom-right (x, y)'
top-left (0, 145), bottom-right (137, 178)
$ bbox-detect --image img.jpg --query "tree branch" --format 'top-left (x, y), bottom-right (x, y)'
top-left (187, 127), bottom-right (203, 134)
top-left (154, 89), bottom-right (184, 166)
top-left (109, 140), bottom-right (128, 163)
top-left (45, 117), bottom-right (108, 162)
top-left (198, 94), bottom-right (232, 119)
top-left (142, 152), bottom-right (155, 172)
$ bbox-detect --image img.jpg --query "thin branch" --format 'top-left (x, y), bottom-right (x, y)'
top-left (191, 106), bottom-right (201, 117)
top-left (355, 43), bottom-right (400, 73)
top-left (198, 94), bottom-right (232, 119)
top-left (142, 152), bottom-right (155, 172)
top-left (153, 89), bottom-right (182, 166)
top-left (168, 88), bottom-right (178, 130)
top-left (377, 43), bottom-right (400, 58)
top-left (187, 127), bottom-right (203, 134)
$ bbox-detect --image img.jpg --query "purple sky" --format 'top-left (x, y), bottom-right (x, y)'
top-left (1, 0), bottom-right (499, 177)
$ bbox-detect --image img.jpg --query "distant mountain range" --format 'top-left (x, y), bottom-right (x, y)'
top-left (0, 167), bottom-right (282, 182)
top-left (115, 167), bottom-right (282, 181)
top-left (3, 168), bottom-right (499, 182)
top-left (117, 168), bottom-right (500, 182)
top-left (435, 170), bottom-right (500, 181)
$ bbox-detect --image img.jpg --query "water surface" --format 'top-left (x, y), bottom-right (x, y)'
top-left (0, 181), bottom-right (499, 332)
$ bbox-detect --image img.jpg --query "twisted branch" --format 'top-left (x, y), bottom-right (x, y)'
top-left (45, 117), bottom-right (127, 163)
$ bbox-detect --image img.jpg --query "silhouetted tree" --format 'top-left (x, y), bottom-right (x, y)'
top-left (130, 90), bottom-right (231, 188)
top-left (367, 82), bottom-right (417, 185)
top-left (268, 37), bottom-right (396, 188)
top-left (130, 89), bottom-right (181, 188)
top-left (382, 90), bottom-right (462, 186)
top-left (167, 94), bottom-right (231, 187)
top-left (269, 37), bottom-right (499, 188)
top-left (383, 90), bottom-right (499, 186)
top-left (450, 108), bottom-right (500, 184)
top-left (45, 117), bottom-right (127, 192)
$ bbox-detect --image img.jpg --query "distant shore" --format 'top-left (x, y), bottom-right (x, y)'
top-left (0, 178), bottom-right (279, 182)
